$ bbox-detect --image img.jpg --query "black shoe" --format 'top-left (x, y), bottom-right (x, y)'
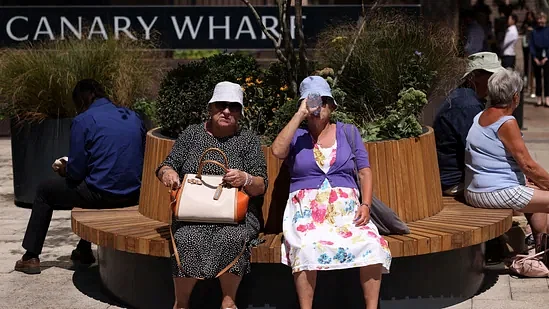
top-left (70, 248), bottom-right (96, 265)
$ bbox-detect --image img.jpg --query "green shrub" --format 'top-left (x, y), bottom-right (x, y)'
top-left (132, 97), bottom-right (158, 124)
top-left (157, 53), bottom-right (290, 138)
top-left (360, 88), bottom-right (428, 141)
top-left (315, 12), bottom-right (466, 139)
top-left (172, 49), bottom-right (221, 59)
top-left (0, 34), bottom-right (156, 122)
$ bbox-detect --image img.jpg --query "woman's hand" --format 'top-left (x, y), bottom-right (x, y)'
top-left (354, 204), bottom-right (371, 227)
top-left (297, 98), bottom-right (320, 121)
top-left (223, 169), bottom-right (247, 188)
top-left (535, 58), bottom-right (541, 66)
top-left (160, 168), bottom-right (180, 189)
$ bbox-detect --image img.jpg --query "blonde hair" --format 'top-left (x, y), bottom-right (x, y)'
top-left (537, 12), bottom-right (547, 19)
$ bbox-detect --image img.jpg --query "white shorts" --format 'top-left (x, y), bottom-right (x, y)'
top-left (465, 186), bottom-right (535, 211)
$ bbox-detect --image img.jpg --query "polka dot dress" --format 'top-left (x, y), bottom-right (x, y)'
top-left (157, 123), bottom-right (268, 279)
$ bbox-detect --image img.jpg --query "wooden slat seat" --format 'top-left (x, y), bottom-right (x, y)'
top-left (71, 196), bottom-right (513, 262)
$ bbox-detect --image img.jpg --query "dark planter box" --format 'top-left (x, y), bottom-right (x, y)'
top-left (10, 118), bottom-right (72, 206)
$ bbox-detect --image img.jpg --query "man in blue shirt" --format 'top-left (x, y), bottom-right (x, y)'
top-left (15, 79), bottom-right (146, 274)
top-left (433, 52), bottom-right (504, 196)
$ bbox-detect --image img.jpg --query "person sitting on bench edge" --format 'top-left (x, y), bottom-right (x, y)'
top-left (14, 79), bottom-right (146, 274)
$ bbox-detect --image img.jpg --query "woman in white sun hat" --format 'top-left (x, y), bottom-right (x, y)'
top-left (156, 81), bottom-right (267, 309)
top-left (272, 76), bottom-right (391, 309)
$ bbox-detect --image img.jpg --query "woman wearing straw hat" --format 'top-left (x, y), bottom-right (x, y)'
top-left (156, 81), bottom-right (267, 309)
top-left (272, 76), bottom-right (391, 309)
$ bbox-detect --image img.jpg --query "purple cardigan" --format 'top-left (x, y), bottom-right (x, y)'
top-left (287, 122), bottom-right (370, 193)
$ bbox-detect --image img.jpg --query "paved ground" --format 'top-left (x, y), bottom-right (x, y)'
top-left (1, 102), bottom-right (549, 309)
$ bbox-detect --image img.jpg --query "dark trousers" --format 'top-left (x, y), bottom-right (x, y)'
top-left (22, 177), bottom-right (139, 255)
top-left (523, 48), bottom-right (530, 78)
top-left (533, 59), bottom-right (549, 97)
top-left (501, 56), bottom-right (516, 69)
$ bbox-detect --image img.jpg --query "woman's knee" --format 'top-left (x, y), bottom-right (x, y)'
top-left (360, 264), bottom-right (383, 279)
top-left (522, 189), bottom-right (549, 213)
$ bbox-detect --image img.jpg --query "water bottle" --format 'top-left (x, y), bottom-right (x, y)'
top-left (306, 93), bottom-right (322, 117)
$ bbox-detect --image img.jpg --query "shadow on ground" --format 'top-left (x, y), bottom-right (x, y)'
top-left (475, 268), bottom-right (501, 296)
top-left (72, 264), bottom-right (129, 308)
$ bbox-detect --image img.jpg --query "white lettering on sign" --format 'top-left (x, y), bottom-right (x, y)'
top-left (171, 16), bottom-right (203, 40)
top-left (114, 16), bottom-right (137, 40)
top-left (2, 14), bottom-right (309, 43)
top-left (6, 16), bottom-right (29, 41)
top-left (88, 17), bottom-right (107, 39)
top-left (235, 16), bottom-right (256, 40)
top-left (61, 17), bottom-right (82, 40)
top-left (34, 17), bottom-right (54, 40)
top-left (290, 15), bottom-right (307, 39)
top-left (208, 16), bottom-right (230, 40)
top-left (261, 16), bottom-right (279, 39)
top-left (137, 16), bottom-right (157, 40)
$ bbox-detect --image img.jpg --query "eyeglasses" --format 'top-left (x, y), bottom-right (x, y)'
top-left (213, 102), bottom-right (242, 113)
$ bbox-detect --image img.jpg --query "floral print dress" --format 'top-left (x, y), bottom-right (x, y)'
top-left (281, 141), bottom-right (392, 273)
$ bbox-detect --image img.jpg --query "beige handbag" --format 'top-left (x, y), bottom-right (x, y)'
top-left (170, 147), bottom-right (249, 224)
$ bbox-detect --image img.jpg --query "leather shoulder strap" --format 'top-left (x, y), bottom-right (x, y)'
top-left (169, 225), bottom-right (246, 280)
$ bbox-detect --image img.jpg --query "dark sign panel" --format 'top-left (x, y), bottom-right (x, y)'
top-left (0, 5), bottom-right (421, 49)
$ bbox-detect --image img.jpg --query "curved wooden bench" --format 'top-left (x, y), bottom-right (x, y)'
top-left (71, 197), bottom-right (512, 261)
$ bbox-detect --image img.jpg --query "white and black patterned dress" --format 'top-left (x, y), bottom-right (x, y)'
top-left (157, 123), bottom-right (268, 278)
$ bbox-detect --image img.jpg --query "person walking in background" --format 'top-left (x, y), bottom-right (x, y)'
top-left (494, 6), bottom-right (510, 56)
top-left (463, 10), bottom-right (486, 56)
top-left (530, 12), bottom-right (549, 106)
top-left (521, 10), bottom-right (536, 93)
top-left (501, 14), bottom-right (519, 69)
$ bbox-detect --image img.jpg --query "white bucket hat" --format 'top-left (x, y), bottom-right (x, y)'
top-left (462, 52), bottom-right (504, 79)
top-left (298, 76), bottom-right (337, 105)
top-left (208, 81), bottom-right (244, 105)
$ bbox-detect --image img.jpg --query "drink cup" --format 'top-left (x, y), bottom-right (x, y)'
top-left (306, 93), bottom-right (322, 116)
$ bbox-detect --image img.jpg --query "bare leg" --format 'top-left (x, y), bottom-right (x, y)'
top-left (219, 272), bottom-right (242, 309)
top-left (293, 270), bottom-right (317, 309)
top-left (519, 189), bottom-right (549, 214)
top-left (360, 264), bottom-right (382, 309)
top-left (524, 213), bottom-right (548, 251)
top-left (173, 277), bottom-right (197, 309)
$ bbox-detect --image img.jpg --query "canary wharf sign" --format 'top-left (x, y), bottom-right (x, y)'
top-left (0, 5), bottom-right (420, 49)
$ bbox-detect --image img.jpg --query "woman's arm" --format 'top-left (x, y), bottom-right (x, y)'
top-left (498, 119), bottom-right (549, 190)
top-left (233, 134), bottom-right (268, 197)
top-left (155, 127), bottom-right (193, 179)
top-left (530, 30), bottom-right (537, 59)
top-left (358, 167), bottom-right (373, 206)
top-left (271, 99), bottom-right (319, 159)
top-left (271, 110), bottom-right (307, 160)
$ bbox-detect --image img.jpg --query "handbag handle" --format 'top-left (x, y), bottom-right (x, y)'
top-left (196, 160), bottom-right (228, 179)
top-left (198, 148), bottom-right (229, 169)
top-left (515, 248), bottom-right (549, 262)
